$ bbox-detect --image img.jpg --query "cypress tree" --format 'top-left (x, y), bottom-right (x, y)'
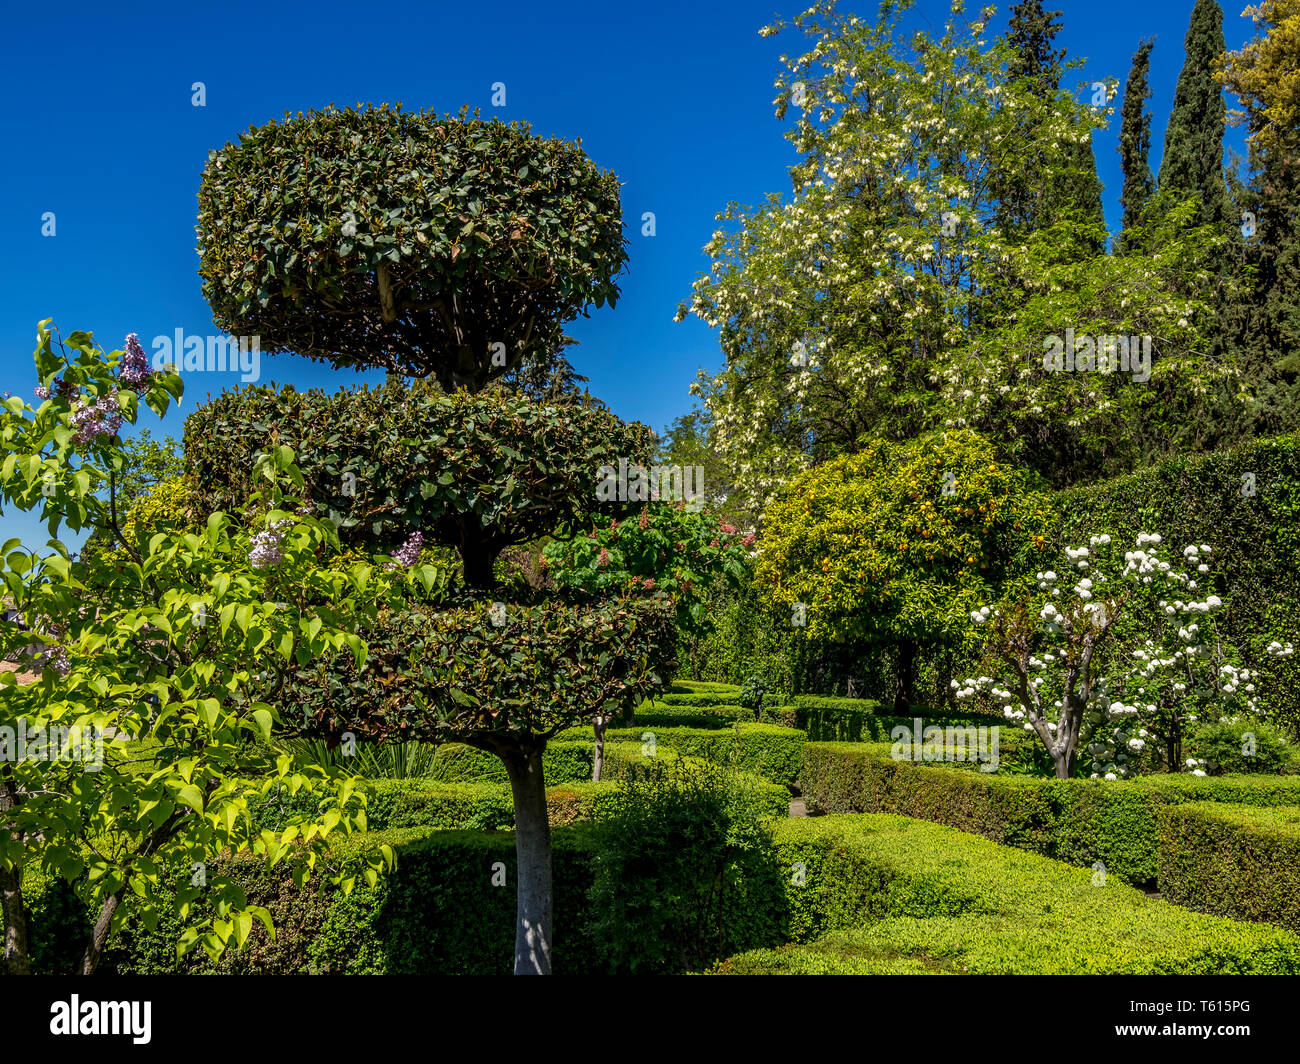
top-left (1116, 38), bottom-right (1156, 249)
top-left (1157, 0), bottom-right (1231, 231)
top-left (998, 1), bottom-right (1105, 249)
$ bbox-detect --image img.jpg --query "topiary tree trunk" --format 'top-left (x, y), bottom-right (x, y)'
top-left (498, 739), bottom-right (553, 975)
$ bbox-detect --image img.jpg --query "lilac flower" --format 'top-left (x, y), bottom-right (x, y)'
top-left (119, 333), bottom-right (152, 387)
top-left (389, 531), bottom-right (423, 569)
top-left (34, 385), bottom-right (50, 400)
top-left (49, 646), bottom-right (71, 677)
top-left (249, 519), bottom-right (294, 570)
top-left (69, 389), bottom-right (123, 444)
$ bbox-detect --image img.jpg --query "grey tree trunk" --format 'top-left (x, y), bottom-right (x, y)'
top-left (503, 743), bottom-right (552, 975)
top-left (592, 716), bottom-right (607, 782)
top-left (0, 865), bottom-right (31, 975)
top-left (79, 892), bottom-right (121, 975)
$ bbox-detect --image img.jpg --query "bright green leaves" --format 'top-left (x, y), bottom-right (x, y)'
top-left (1, 325), bottom-right (396, 974)
top-left (759, 429), bottom-right (1055, 653)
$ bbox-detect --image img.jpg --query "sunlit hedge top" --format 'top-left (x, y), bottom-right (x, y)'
top-left (196, 103), bottom-right (628, 391)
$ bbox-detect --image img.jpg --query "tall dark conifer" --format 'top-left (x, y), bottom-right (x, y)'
top-left (1158, 0), bottom-right (1231, 232)
top-left (1116, 39), bottom-right (1156, 250)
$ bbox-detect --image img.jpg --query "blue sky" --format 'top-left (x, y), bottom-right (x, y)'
top-left (0, 0), bottom-right (1255, 549)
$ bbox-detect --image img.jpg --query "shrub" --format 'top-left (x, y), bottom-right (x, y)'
top-left (586, 761), bottom-right (785, 973)
top-left (1186, 718), bottom-right (1298, 775)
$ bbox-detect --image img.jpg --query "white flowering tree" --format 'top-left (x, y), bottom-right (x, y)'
top-left (680, 0), bottom-right (1232, 511)
top-left (955, 533), bottom-right (1288, 779)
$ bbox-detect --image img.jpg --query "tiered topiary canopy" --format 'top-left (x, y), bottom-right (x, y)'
top-left (192, 104), bottom-right (674, 974)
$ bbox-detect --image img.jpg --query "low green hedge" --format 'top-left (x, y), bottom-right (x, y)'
top-left (654, 691), bottom-right (751, 707)
top-left (26, 803), bottom-right (1299, 974)
top-left (560, 723), bottom-right (805, 789)
top-left (634, 705), bottom-right (752, 728)
top-left (669, 680), bottom-right (741, 695)
top-left (1157, 803), bottom-right (1300, 933)
top-left (722, 814), bottom-right (1300, 974)
top-left (801, 742), bottom-right (1300, 887)
top-left (791, 695), bottom-right (1000, 743)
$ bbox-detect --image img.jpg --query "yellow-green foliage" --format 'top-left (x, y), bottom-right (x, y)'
top-left (757, 430), bottom-right (1053, 650)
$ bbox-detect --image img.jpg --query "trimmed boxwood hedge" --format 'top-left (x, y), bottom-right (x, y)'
top-left (559, 723), bottom-right (806, 789)
top-left (800, 741), bottom-right (1300, 887)
top-left (790, 695), bottom-right (1000, 743)
top-left (1157, 803), bottom-right (1300, 933)
top-left (654, 691), bottom-right (752, 707)
top-left (721, 814), bottom-right (1300, 974)
top-left (669, 680), bottom-right (742, 695)
top-left (94, 810), bottom-right (1300, 975)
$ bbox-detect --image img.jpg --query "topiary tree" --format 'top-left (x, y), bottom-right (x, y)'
top-left (757, 430), bottom-right (1054, 713)
top-left (196, 103), bottom-right (626, 393)
top-left (193, 104), bottom-right (673, 974)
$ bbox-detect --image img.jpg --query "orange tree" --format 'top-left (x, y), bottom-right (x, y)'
top-left (191, 104), bottom-right (675, 974)
top-left (757, 430), bottom-right (1053, 711)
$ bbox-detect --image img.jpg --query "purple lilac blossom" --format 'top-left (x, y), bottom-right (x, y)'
top-left (119, 333), bottom-right (152, 387)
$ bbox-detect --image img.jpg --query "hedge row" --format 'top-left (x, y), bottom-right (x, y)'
top-left (89, 810), bottom-right (1300, 975)
top-left (720, 814), bottom-right (1300, 974)
top-left (654, 691), bottom-right (750, 707)
top-left (558, 723), bottom-right (806, 789)
top-left (668, 681), bottom-right (742, 695)
top-left (801, 742), bottom-right (1300, 888)
top-left (789, 695), bottom-right (1001, 742)
top-left (1157, 803), bottom-right (1300, 933)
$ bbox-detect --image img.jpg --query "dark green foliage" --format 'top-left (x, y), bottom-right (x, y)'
top-left (1117, 38), bottom-right (1156, 246)
top-left (1157, 0), bottom-right (1232, 234)
top-left (282, 595), bottom-right (678, 748)
top-left (1158, 802), bottom-right (1300, 933)
top-left (790, 695), bottom-right (997, 741)
top-left (183, 382), bottom-right (654, 587)
top-left (196, 104), bottom-right (627, 391)
top-left (586, 762), bottom-right (786, 973)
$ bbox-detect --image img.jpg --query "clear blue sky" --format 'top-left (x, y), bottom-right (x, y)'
top-left (0, 0), bottom-right (1254, 550)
